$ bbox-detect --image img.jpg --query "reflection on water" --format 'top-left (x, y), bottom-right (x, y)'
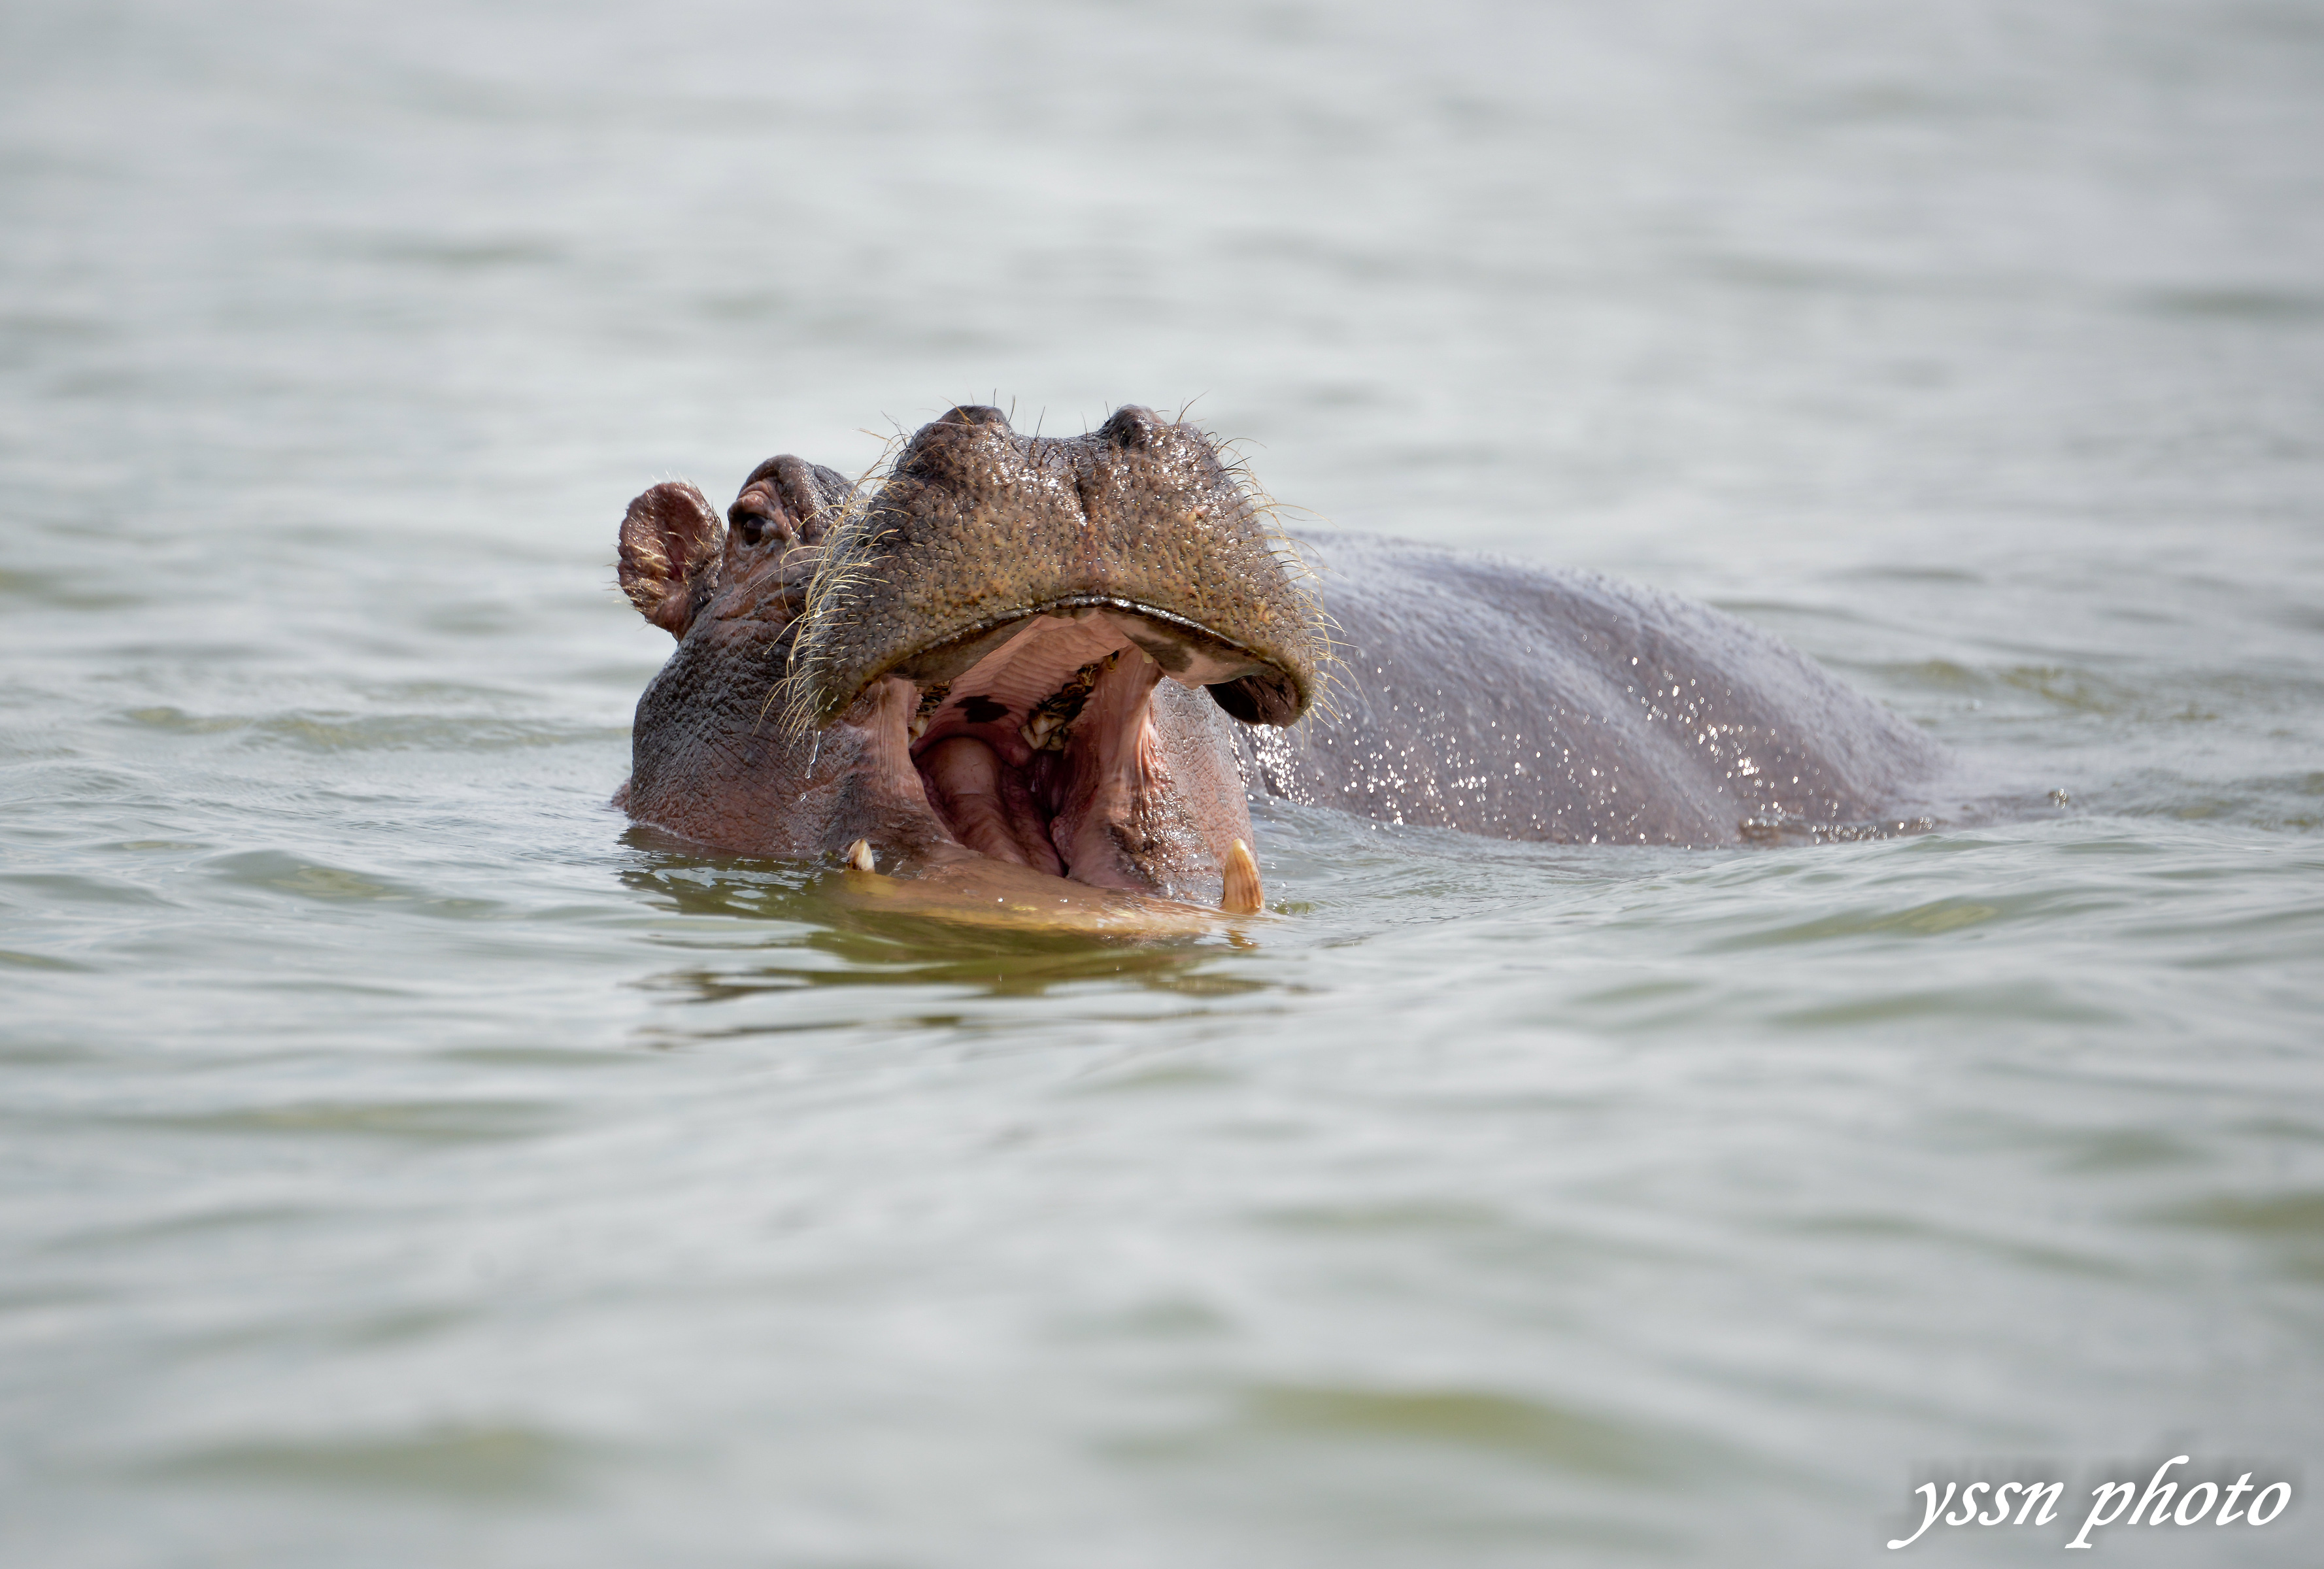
top-left (135, 1425), bottom-right (591, 1500)
top-left (619, 841), bottom-right (1271, 1003)
top-left (5, 0), bottom-right (2324, 1562)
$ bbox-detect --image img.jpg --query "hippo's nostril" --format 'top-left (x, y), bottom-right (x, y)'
top-left (1096, 405), bottom-right (1160, 450)
top-left (939, 405), bottom-right (1011, 430)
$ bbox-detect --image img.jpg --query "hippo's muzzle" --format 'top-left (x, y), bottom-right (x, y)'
top-left (785, 405), bottom-right (1319, 894)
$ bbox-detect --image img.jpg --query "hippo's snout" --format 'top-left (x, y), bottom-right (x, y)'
top-left (784, 404), bottom-right (1319, 736)
top-left (758, 403), bottom-right (1319, 895)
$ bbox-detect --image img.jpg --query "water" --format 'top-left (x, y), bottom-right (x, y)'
top-left (4, 1), bottom-right (2321, 1562)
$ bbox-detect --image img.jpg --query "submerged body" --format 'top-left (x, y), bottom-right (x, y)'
top-left (615, 405), bottom-right (1947, 911)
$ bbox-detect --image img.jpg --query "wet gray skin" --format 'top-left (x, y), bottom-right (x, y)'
top-left (615, 404), bottom-right (1949, 908)
top-left (1239, 530), bottom-right (1952, 845)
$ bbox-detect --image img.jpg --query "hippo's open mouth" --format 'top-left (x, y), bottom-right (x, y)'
top-left (863, 599), bottom-right (1298, 890)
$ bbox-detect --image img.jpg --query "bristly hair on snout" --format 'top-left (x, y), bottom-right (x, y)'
top-left (777, 403), bottom-right (1326, 741)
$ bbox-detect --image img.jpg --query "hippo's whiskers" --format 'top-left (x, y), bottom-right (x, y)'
top-left (1210, 437), bottom-right (1341, 724)
top-left (779, 526), bottom-right (893, 741)
top-left (770, 433), bottom-right (909, 741)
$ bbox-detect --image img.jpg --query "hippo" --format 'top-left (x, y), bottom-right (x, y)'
top-left (615, 403), bottom-right (1947, 915)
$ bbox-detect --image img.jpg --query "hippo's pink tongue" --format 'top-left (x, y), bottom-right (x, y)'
top-left (917, 735), bottom-right (1062, 875)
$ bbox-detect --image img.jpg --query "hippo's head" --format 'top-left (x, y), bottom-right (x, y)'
top-left (616, 405), bottom-right (1319, 909)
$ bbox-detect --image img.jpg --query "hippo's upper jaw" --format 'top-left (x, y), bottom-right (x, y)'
top-left (784, 403), bottom-right (1315, 733)
top-left (616, 405), bottom-right (1318, 909)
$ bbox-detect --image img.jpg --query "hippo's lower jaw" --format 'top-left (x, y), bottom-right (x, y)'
top-left (842, 601), bottom-right (1285, 899)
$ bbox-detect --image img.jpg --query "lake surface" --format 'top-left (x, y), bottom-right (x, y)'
top-left (4, 1), bottom-right (2321, 1562)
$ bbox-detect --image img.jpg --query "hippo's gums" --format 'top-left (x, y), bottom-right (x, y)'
top-left (615, 403), bottom-right (1949, 915)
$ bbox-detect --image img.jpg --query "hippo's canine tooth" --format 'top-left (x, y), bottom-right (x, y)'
top-left (845, 839), bottom-right (876, 873)
top-left (1221, 838), bottom-right (1262, 914)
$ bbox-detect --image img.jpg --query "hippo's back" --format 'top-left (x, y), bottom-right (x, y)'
top-left (1234, 531), bottom-right (1946, 845)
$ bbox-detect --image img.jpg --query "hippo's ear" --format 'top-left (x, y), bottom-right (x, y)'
top-left (618, 482), bottom-right (724, 639)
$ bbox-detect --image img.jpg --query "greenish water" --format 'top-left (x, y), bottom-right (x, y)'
top-left (4, 1), bottom-right (2321, 1564)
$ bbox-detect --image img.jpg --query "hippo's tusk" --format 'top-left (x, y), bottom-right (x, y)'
top-left (1221, 838), bottom-right (1262, 915)
top-left (845, 838), bottom-right (876, 873)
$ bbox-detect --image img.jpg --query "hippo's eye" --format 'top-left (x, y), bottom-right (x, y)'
top-left (735, 513), bottom-right (766, 546)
